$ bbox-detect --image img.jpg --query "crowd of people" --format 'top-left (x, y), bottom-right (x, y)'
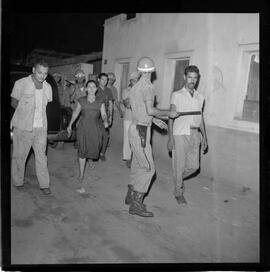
top-left (11, 57), bottom-right (208, 218)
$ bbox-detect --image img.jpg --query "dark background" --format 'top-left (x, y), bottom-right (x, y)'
top-left (9, 13), bottom-right (120, 59)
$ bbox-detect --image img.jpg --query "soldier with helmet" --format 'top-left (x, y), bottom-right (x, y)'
top-left (125, 56), bottom-right (179, 217)
top-left (70, 69), bottom-right (87, 111)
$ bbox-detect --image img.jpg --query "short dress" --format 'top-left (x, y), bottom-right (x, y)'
top-left (76, 96), bottom-right (104, 159)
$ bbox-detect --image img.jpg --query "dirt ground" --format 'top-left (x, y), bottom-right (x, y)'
top-left (10, 132), bottom-right (259, 265)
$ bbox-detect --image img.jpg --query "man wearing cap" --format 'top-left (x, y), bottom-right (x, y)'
top-left (121, 71), bottom-right (141, 168)
top-left (70, 69), bottom-right (87, 110)
top-left (125, 56), bottom-right (179, 218)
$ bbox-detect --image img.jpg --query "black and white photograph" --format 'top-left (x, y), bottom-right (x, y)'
top-left (1, 7), bottom-right (268, 271)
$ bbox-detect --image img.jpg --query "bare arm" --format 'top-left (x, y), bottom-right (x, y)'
top-left (200, 112), bottom-right (208, 154)
top-left (11, 97), bottom-right (18, 109)
top-left (145, 100), bottom-right (178, 119)
top-left (108, 100), bottom-right (113, 120)
top-left (67, 102), bottom-right (81, 129)
top-left (167, 104), bottom-right (175, 151)
top-left (100, 103), bottom-right (108, 127)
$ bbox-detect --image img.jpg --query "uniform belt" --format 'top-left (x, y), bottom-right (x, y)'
top-left (190, 126), bottom-right (200, 130)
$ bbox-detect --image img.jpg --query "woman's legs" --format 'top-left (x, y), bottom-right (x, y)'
top-left (78, 157), bottom-right (86, 180)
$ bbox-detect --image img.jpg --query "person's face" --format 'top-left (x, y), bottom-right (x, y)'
top-left (87, 82), bottom-right (97, 95)
top-left (108, 76), bottom-right (115, 85)
top-left (32, 64), bottom-right (48, 83)
top-left (99, 76), bottom-right (108, 87)
top-left (184, 72), bottom-right (198, 90)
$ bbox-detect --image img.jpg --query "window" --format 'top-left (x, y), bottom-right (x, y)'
top-left (173, 59), bottom-right (190, 92)
top-left (241, 53), bottom-right (259, 122)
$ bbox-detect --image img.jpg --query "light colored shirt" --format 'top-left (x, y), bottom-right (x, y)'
top-left (11, 75), bottom-right (52, 131)
top-left (33, 89), bottom-right (43, 128)
top-left (122, 87), bottom-right (132, 121)
top-left (171, 87), bottom-right (204, 135)
top-left (129, 77), bottom-right (154, 126)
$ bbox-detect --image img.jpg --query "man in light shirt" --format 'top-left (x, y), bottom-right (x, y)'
top-left (167, 65), bottom-right (208, 204)
top-left (121, 71), bottom-right (141, 168)
top-left (11, 59), bottom-right (53, 195)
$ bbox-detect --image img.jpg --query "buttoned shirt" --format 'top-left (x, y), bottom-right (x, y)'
top-left (129, 77), bottom-right (154, 126)
top-left (11, 75), bottom-right (52, 131)
top-left (170, 87), bottom-right (204, 135)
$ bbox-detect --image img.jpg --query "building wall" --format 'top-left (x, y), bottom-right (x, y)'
top-left (103, 13), bottom-right (259, 192)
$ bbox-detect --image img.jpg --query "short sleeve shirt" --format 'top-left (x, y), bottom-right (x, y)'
top-left (11, 75), bottom-right (52, 131)
top-left (129, 77), bottom-right (154, 126)
top-left (170, 87), bottom-right (204, 135)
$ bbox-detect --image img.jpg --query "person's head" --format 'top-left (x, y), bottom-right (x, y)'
top-left (107, 72), bottom-right (116, 86)
top-left (86, 80), bottom-right (98, 95)
top-left (137, 56), bottom-right (155, 79)
top-left (75, 69), bottom-right (86, 84)
top-left (52, 72), bottom-right (61, 83)
top-left (98, 73), bottom-right (108, 88)
top-left (184, 65), bottom-right (200, 90)
top-left (32, 59), bottom-right (49, 83)
top-left (128, 71), bottom-right (141, 87)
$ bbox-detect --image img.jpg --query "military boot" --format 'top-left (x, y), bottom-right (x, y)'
top-left (129, 191), bottom-right (154, 217)
top-left (125, 184), bottom-right (134, 205)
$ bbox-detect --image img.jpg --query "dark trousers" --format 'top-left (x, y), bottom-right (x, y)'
top-left (101, 126), bottom-right (109, 154)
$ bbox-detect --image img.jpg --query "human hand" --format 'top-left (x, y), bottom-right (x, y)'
top-left (201, 137), bottom-right (208, 154)
top-left (167, 137), bottom-right (174, 152)
top-left (104, 121), bottom-right (109, 128)
top-left (169, 109), bottom-right (179, 119)
top-left (108, 117), bottom-right (112, 126)
top-left (153, 118), bottom-right (168, 130)
top-left (67, 126), bottom-right (72, 138)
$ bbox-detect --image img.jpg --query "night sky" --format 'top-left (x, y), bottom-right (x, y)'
top-left (9, 13), bottom-right (120, 59)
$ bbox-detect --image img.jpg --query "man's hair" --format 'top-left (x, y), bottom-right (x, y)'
top-left (86, 80), bottom-right (97, 88)
top-left (33, 58), bottom-right (49, 68)
top-left (98, 73), bottom-right (108, 79)
top-left (184, 65), bottom-right (200, 76)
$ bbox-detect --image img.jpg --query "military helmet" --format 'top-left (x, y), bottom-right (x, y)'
top-left (74, 69), bottom-right (85, 78)
top-left (137, 57), bottom-right (155, 72)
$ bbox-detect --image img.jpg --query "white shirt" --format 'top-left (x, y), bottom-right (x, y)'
top-left (33, 89), bottom-right (43, 128)
top-left (171, 87), bottom-right (204, 135)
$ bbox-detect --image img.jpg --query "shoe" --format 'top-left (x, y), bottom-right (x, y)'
top-left (129, 191), bottom-right (154, 217)
top-left (41, 188), bottom-right (52, 195)
top-left (100, 154), bottom-right (106, 161)
top-left (14, 185), bottom-right (26, 192)
top-left (175, 195), bottom-right (187, 204)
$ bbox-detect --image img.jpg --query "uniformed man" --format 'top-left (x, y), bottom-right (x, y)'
top-left (125, 56), bottom-right (179, 217)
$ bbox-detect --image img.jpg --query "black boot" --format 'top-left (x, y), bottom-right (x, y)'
top-left (125, 185), bottom-right (134, 205)
top-left (129, 191), bottom-right (154, 217)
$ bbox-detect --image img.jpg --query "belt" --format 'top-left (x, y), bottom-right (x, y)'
top-left (190, 126), bottom-right (200, 130)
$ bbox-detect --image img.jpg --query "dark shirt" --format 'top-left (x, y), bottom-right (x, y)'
top-left (96, 86), bottom-right (113, 111)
